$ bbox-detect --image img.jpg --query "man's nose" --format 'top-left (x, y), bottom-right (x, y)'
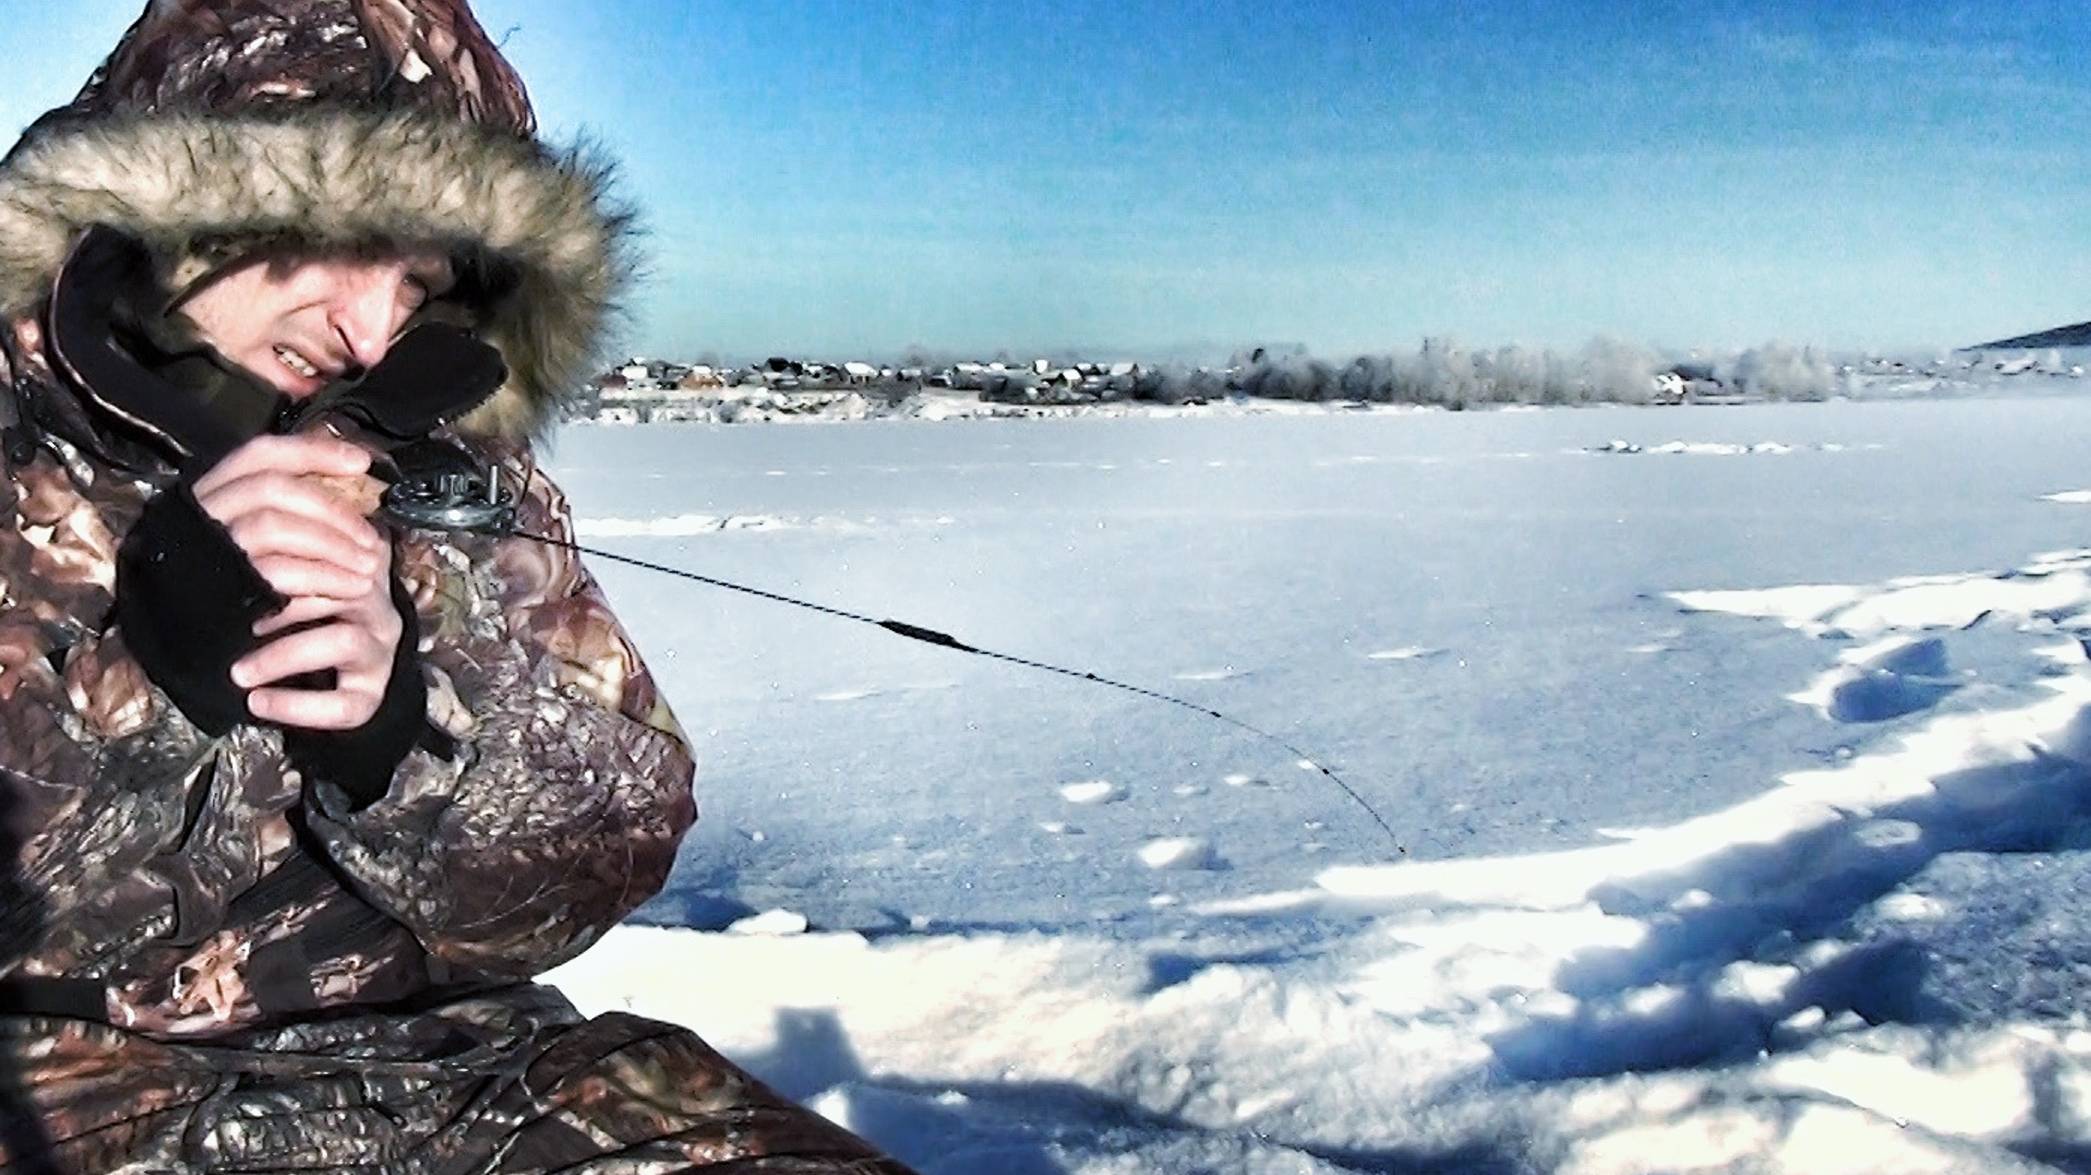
top-left (327, 267), bottom-right (409, 371)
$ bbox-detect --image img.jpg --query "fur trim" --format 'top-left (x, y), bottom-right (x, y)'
top-left (0, 110), bottom-right (636, 440)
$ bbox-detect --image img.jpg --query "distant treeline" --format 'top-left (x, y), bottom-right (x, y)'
top-left (1114, 339), bottom-right (1841, 407)
top-left (658, 338), bottom-right (1848, 408)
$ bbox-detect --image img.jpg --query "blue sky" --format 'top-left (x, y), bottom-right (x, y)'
top-left (5, 2), bottom-right (2088, 359)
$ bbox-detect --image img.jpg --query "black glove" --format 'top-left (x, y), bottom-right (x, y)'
top-left (113, 482), bottom-right (282, 736)
top-left (277, 321), bottom-right (507, 447)
top-left (117, 487), bottom-right (429, 806)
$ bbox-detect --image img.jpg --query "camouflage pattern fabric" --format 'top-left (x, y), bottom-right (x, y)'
top-left (0, 0), bottom-right (916, 1165)
top-left (1, 993), bottom-right (904, 1172)
top-left (0, 385), bottom-right (913, 1172)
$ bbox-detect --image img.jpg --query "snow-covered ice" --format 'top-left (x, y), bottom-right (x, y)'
top-left (541, 398), bottom-right (2091, 1172)
top-left (1172, 667), bottom-right (1248, 681)
top-left (1589, 439), bottom-right (1822, 456)
top-left (582, 512), bottom-right (834, 536)
top-left (1367, 645), bottom-right (1442, 661)
top-left (727, 908), bottom-right (812, 936)
top-left (1136, 836), bottom-right (1219, 870)
top-left (1059, 780), bottom-right (1128, 805)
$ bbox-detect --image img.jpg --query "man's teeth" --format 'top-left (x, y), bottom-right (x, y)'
top-left (274, 347), bottom-right (320, 379)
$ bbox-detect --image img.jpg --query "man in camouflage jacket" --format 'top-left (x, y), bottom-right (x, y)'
top-left (0, 2), bottom-right (911, 1171)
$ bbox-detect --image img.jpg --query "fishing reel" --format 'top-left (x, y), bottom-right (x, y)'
top-left (379, 440), bottom-right (517, 536)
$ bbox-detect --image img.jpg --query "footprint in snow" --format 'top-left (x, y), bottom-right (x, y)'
top-left (1823, 671), bottom-right (1956, 723)
top-left (1793, 637), bottom-right (1959, 723)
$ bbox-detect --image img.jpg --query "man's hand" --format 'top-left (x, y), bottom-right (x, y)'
top-left (190, 434), bottom-right (399, 730)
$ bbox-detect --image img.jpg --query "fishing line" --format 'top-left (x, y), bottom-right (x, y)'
top-left (509, 526), bottom-right (1408, 856)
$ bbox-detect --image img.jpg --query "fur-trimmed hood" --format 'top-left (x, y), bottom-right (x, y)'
top-left (0, 108), bottom-right (634, 441)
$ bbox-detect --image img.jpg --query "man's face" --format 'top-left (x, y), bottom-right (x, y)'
top-left (179, 249), bottom-right (457, 399)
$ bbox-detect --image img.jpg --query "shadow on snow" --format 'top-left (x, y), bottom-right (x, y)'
top-left (1490, 740), bottom-right (2091, 1083)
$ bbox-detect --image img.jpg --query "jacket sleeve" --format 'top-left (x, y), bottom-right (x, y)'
top-left (0, 458), bottom-right (220, 972)
top-left (299, 438), bottom-right (697, 981)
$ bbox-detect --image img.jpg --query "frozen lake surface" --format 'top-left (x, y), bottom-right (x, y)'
top-left (540, 398), bottom-right (2091, 1172)
top-left (548, 399), bottom-right (2091, 933)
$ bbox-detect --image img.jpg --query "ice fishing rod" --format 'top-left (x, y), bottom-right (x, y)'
top-left (381, 457), bottom-right (1407, 856)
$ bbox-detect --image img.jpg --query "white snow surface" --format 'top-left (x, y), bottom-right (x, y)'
top-left (540, 399), bottom-right (2091, 1172)
top-left (576, 512), bottom-right (956, 538)
top-left (1136, 836), bottom-right (1220, 870)
top-left (1590, 439), bottom-right (1807, 456)
top-left (1060, 780), bottom-right (1130, 805)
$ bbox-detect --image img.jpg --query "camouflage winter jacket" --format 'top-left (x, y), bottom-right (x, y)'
top-left (0, 0), bottom-right (696, 1038)
top-left (0, 392), bottom-right (918, 1173)
top-left (0, 4), bottom-right (914, 1170)
top-left (0, 415), bottom-right (696, 1036)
